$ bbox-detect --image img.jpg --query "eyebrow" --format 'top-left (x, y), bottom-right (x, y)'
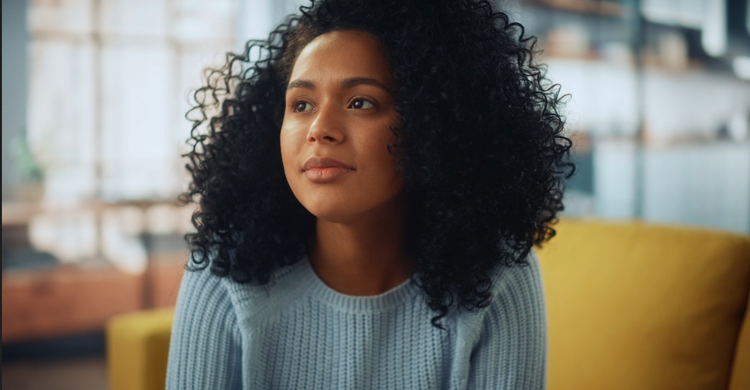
top-left (341, 77), bottom-right (393, 94)
top-left (287, 77), bottom-right (393, 94)
top-left (287, 79), bottom-right (315, 91)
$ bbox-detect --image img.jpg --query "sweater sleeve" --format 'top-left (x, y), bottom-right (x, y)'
top-left (166, 266), bottom-right (243, 390)
top-left (466, 250), bottom-right (548, 389)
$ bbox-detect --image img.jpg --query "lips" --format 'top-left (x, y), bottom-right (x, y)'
top-left (302, 157), bottom-right (354, 183)
top-left (302, 157), bottom-right (354, 171)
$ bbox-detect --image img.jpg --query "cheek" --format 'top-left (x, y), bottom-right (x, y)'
top-left (360, 129), bottom-right (403, 189)
top-left (376, 125), bottom-right (400, 167)
top-left (279, 130), bottom-right (290, 164)
top-left (279, 126), bottom-right (300, 185)
top-left (280, 122), bottom-right (297, 162)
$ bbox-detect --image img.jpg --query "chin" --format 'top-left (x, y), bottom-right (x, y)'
top-left (292, 185), bottom-right (405, 225)
top-left (303, 203), bottom-right (360, 224)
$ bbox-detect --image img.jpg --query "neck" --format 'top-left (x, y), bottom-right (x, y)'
top-left (309, 194), bottom-right (413, 296)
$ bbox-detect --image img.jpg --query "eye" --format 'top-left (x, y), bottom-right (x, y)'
top-left (349, 98), bottom-right (375, 109)
top-left (293, 101), bottom-right (313, 112)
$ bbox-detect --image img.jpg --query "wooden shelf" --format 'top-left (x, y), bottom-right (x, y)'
top-left (1, 257), bottom-right (185, 342)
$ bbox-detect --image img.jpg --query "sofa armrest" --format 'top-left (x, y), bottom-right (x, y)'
top-left (107, 308), bottom-right (174, 390)
top-left (729, 287), bottom-right (750, 390)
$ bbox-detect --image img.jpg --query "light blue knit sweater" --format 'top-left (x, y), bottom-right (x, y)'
top-left (166, 251), bottom-right (547, 389)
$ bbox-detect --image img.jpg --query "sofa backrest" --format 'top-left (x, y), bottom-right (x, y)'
top-left (536, 220), bottom-right (750, 390)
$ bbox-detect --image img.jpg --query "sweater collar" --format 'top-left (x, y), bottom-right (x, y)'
top-left (297, 256), bottom-right (421, 313)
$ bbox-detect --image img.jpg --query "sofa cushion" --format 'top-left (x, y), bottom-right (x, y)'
top-left (537, 220), bottom-right (750, 390)
top-left (107, 308), bottom-right (174, 390)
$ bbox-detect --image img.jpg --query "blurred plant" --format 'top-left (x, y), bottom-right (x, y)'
top-left (11, 128), bottom-right (44, 183)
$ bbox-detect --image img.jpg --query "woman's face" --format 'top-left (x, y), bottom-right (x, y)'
top-left (280, 30), bottom-right (403, 224)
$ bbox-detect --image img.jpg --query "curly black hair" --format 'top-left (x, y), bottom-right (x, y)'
top-left (181, 0), bottom-right (573, 327)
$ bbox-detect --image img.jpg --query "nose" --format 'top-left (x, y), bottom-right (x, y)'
top-left (307, 103), bottom-right (345, 144)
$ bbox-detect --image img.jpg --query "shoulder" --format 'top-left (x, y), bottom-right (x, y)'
top-left (172, 266), bottom-right (240, 335)
top-left (178, 258), bottom-right (314, 326)
top-left (483, 249), bottom-right (547, 342)
top-left (454, 249), bottom-right (545, 324)
top-left (167, 266), bottom-right (244, 389)
top-left (489, 249), bottom-right (545, 308)
top-left (459, 250), bottom-right (548, 389)
top-left (456, 249), bottom-right (546, 339)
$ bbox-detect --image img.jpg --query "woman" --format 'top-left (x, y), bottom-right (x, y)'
top-left (167, 0), bottom-right (572, 388)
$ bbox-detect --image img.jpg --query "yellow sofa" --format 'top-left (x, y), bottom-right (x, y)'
top-left (107, 220), bottom-right (750, 390)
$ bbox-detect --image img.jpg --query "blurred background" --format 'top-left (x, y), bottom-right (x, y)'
top-left (2, 0), bottom-right (749, 388)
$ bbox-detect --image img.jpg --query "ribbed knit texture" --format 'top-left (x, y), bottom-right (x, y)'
top-left (166, 251), bottom-right (547, 389)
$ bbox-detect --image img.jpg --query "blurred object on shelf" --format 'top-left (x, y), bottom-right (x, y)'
top-left (700, 0), bottom-right (727, 57)
top-left (523, 0), bottom-right (628, 17)
top-left (7, 201), bottom-right (195, 272)
top-left (2, 209), bottom-right (59, 272)
top-left (727, 111), bottom-right (749, 141)
top-left (565, 131), bottom-right (594, 198)
top-left (598, 41), bottom-right (635, 65)
top-left (567, 131), bottom-right (594, 198)
top-left (569, 130), bottom-right (593, 154)
top-left (101, 207), bottom-right (149, 274)
top-left (146, 204), bottom-right (183, 235)
top-left (546, 24), bottom-right (593, 58)
top-left (2, 203), bottom-right (57, 272)
top-left (3, 131), bottom-right (44, 203)
top-left (657, 30), bottom-right (689, 70)
top-left (734, 56), bottom-right (750, 80)
top-left (564, 130), bottom-right (595, 217)
top-left (718, 110), bottom-right (750, 141)
top-left (28, 210), bottom-right (98, 265)
top-left (640, 0), bottom-right (706, 29)
top-left (639, 24), bottom-right (704, 73)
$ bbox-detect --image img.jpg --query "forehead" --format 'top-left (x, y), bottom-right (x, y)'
top-left (289, 30), bottom-right (394, 86)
